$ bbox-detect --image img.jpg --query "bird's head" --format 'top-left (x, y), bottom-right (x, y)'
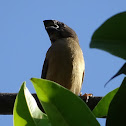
top-left (43, 20), bottom-right (78, 44)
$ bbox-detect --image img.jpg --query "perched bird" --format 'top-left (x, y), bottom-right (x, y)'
top-left (41, 20), bottom-right (85, 95)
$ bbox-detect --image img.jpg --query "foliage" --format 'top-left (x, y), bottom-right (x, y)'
top-left (92, 88), bottom-right (118, 118)
top-left (106, 77), bottom-right (126, 126)
top-left (90, 12), bottom-right (126, 60)
top-left (14, 79), bottom-right (99, 126)
top-left (13, 12), bottom-right (126, 125)
top-left (13, 82), bottom-right (51, 126)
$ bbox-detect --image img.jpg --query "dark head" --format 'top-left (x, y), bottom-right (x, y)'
top-left (43, 20), bottom-right (78, 44)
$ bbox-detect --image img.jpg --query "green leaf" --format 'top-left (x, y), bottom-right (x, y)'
top-left (92, 88), bottom-right (118, 118)
top-left (106, 77), bottom-right (126, 126)
top-left (31, 78), bottom-right (100, 126)
top-left (104, 62), bottom-right (126, 87)
top-left (90, 12), bottom-right (126, 60)
top-left (13, 82), bottom-right (51, 126)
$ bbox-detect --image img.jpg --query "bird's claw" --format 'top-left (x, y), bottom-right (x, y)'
top-left (80, 93), bottom-right (93, 102)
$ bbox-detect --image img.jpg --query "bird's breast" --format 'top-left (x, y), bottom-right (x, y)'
top-left (46, 38), bottom-right (85, 94)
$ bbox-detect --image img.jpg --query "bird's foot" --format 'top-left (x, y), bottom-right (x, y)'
top-left (80, 93), bottom-right (93, 102)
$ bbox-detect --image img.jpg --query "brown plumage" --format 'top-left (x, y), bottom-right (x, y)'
top-left (41, 20), bottom-right (85, 95)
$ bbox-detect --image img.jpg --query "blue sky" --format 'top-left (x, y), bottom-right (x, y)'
top-left (0, 0), bottom-right (125, 126)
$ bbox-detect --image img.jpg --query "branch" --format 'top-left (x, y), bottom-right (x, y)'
top-left (0, 93), bottom-right (102, 115)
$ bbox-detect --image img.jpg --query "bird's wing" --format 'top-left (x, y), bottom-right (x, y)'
top-left (41, 58), bottom-right (48, 79)
top-left (82, 70), bottom-right (85, 85)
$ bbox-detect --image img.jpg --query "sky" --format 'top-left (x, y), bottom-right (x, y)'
top-left (0, 0), bottom-right (125, 126)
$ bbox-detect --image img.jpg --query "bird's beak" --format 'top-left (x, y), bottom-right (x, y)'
top-left (43, 20), bottom-right (59, 33)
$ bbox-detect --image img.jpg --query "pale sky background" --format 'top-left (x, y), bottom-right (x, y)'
top-left (0, 0), bottom-right (125, 126)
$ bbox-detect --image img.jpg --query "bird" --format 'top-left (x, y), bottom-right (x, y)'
top-left (41, 20), bottom-right (85, 95)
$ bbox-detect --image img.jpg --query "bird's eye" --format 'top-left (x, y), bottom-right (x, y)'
top-left (58, 22), bottom-right (65, 28)
top-left (61, 23), bottom-right (65, 27)
top-left (54, 24), bottom-right (59, 29)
